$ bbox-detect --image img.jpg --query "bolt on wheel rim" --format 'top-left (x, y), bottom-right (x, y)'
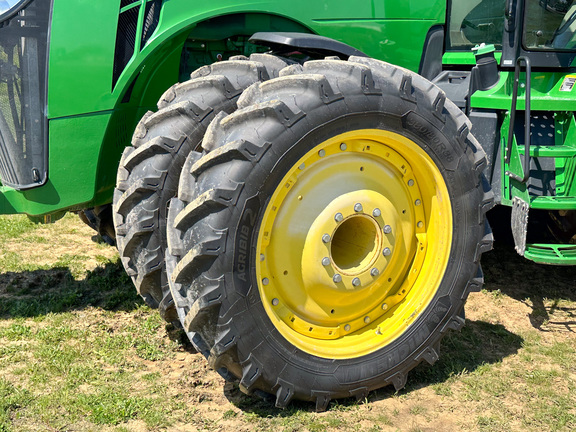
top-left (256, 129), bottom-right (453, 359)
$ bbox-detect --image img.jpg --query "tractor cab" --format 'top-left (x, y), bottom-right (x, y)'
top-left (435, 0), bottom-right (576, 264)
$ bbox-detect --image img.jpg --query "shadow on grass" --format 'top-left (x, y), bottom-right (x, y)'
top-left (482, 241), bottom-right (576, 331)
top-left (0, 258), bottom-right (143, 319)
top-left (222, 318), bottom-right (523, 415)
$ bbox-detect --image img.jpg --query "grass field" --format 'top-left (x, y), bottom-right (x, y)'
top-left (0, 213), bottom-right (575, 431)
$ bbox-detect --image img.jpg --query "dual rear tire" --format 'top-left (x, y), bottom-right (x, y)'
top-left (162, 57), bottom-right (494, 408)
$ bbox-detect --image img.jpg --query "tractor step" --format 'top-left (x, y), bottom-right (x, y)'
top-left (524, 243), bottom-right (576, 265)
top-left (530, 196), bottom-right (576, 209)
top-left (518, 145), bottom-right (576, 158)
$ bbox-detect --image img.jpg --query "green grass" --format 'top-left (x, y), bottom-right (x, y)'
top-left (0, 214), bottom-right (575, 431)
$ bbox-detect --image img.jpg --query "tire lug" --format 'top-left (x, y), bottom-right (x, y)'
top-left (372, 208), bottom-right (381, 217)
top-left (383, 225), bottom-right (392, 234)
top-left (383, 247), bottom-right (391, 256)
top-left (354, 203), bottom-right (363, 212)
top-left (370, 268), bottom-right (379, 277)
top-left (322, 257), bottom-right (331, 266)
top-left (322, 234), bottom-right (331, 243)
top-left (333, 274), bottom-right (342, 283)
top-left (334, 213), bottom-right (344, 223)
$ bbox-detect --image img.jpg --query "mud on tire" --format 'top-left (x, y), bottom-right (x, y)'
top-left (112, 54), bottom-right (289, 319)
top-left (166, 57), bottom-right (495, 409)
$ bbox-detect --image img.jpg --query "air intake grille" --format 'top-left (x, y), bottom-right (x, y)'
top-left (0, 0), bottom-right (50, 189)
top-left (112, 4), bottom-right (139, 88)
top-left (141, 0), bottom-right (162, 47)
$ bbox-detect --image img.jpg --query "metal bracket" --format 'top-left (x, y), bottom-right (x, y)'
top-left (511, 196), bottom-right (529, 256)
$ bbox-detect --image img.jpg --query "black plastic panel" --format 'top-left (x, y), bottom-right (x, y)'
top-left (0, 0), bottom-right (50, 190)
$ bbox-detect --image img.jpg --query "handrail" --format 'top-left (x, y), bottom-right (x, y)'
top-left (505, 55), bottom-right (531, 183)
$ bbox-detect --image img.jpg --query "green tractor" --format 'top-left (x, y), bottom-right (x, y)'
top-left (0, 0), bottom-right (574, 409)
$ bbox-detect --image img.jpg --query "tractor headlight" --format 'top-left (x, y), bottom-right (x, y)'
top-left (0, 0), bottom-right (31, 24)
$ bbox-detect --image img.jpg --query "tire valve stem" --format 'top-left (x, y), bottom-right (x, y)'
top-left (354, 203), bottom-right (363, 212)
top-left (322, 257), bottom-right (331, 266)
top-left (322, 234), bottom-right (331, 243)
top-left (333, 274), bottom-right (342, 283)
top-left (375, 326), bottom-right (382, 335)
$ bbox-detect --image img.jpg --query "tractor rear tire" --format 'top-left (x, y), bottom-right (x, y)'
top-left (166, 57), bottom-right (494, 408)
top-left (112, 54), bottom-right (289, 319)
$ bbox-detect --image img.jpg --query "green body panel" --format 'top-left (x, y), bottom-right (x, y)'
top-left (0, 0), bottom-right (445, 216)
top-left (471, 71), bottom-right (576, 111)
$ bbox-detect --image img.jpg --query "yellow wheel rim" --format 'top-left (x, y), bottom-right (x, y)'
top-left (256, 129), bottom-right (453, 359)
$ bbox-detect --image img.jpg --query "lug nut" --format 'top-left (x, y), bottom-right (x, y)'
top-left (344, 324), bottom-right (351, 331)
top-left (383, 247), bottom-right (391, 256)
top-left (318, 149), bottom-right (326, 157)
top-left (333, 274), bottom-right (342, 283)
top-left (384, 225), bottom-right (392, 234)
top-left (364, 316), bottom-right (371, 324)
top-left (354, 203), bottom-right (363, 212)
top-left (322, 234), bottom-right (331, 243)
top-left (334, 212), bottom-right (344, 223)
top-left (370, 268), bottom-right (379, 277)
top-left (352, 277), bottom-right (361, 287)
top-left (372, 208), bottom-right (381, 217)
top-left (415, 199), bottom-right (421, 206)
top-left (272, 298), bottom-right (279, 306)
top-left (262, 278), bottom-right (269, 285)
top-left (340, 143), bottom-right (347, 151)
top-left (322, 257), bottom-right (331, 266)
top-left (408, 179), bottom-right (414, 186)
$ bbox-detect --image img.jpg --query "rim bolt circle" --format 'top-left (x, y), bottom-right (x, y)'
top-left (322, 257), bottom-right (331, 266)
top-left (383, 225), bottom-right (392, 234)
top-left (370, 268), bottom-right (379, 277)
top-left (352, 277), bottom-right (361, 287)
top-left (372, 208), bottom-right (381, 217)
top-left (322, 234), bottom-right (331, 243)
top-left (333, 274), bottom-right (342, 283)
top-left (354, 203), bottom-right (363, 212)
top-left (383, 247), bottom-right (391, 257)
top-left (334, 212), bottom-right (344, 223)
